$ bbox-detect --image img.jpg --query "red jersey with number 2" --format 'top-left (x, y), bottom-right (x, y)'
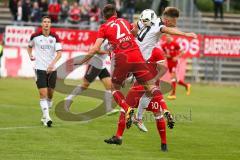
top-left (97, 16), bottom-right (139, 54)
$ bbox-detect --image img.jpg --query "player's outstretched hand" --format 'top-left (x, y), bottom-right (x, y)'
top-left (185, 32), bottom-right (197, 39)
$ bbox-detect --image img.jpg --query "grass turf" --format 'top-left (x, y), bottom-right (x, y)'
top-left (0, 78), bottom-right (240, 160)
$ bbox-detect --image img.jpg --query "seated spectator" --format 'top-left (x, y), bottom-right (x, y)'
top-left (68, 2), bottom-right (81, 24)
top-left (22, 0), bottom-right (31, 22)
top-left (89, 4), bottom-right (100, 30)
top-left (31, 2), bottom-right (42, 22)
top-left (60, 0), bottom-right (70, 23)
top-left (48, 0), bottom-right (61, 23)
top-left (39, 0), bottom-right (49, 17)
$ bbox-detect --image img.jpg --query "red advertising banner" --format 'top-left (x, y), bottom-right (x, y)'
top-left (203, 35), bottom-right (240, 57)
top-left (160, 34), bottom-right (202, 58)
top-left (52, 28), bottom-right (98, 51)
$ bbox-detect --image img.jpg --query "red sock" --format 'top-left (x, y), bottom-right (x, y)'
top-left (156, 118), bottom-right (167, 144)
top-left (178, 80), bottom-right (188, 88)
top-left (112, 90), bottom-right (129, 112)
top-left (115, 111), bottom-right (126, 138)
top-left (171, 81), bottom-right (177, 95)
top-left (151, 88), bottom-right (168, 110)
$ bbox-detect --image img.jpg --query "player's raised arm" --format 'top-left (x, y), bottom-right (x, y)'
top-left (161, 27), bottom-right (197, 39)
top-left (74, 38), bottom-right (104, 65)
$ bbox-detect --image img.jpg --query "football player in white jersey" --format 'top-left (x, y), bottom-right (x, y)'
top-left (27, 16), bottom-right (62, 127)
top-left (130, 8), bottom-right (197, 132)
top-left (65, 40), bottom-right (119, 115)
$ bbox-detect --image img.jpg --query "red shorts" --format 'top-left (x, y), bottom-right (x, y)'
top-left (148, 47), bottom-right (165, 63)
top-left (111, 50), bottom-right (157, 85)
top-left (167, 60), bottom-right (178, 73)
top-left (126, 85), bottom-right (162, 113)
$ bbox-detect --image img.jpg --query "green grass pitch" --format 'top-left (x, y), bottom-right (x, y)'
top-left (0, 78), bottom-right (240, 160)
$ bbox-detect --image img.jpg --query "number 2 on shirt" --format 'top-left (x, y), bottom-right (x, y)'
top-left (110, 20), bottom-right (131, 39)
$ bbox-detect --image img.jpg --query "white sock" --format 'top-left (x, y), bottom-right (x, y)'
top-left (66, 85), bottom-right (83, 100)
top-left (137, 93), bottom-right (151, 120)
top-left (47, 98), bottom-right (53, 109)
top-left (104, 90), bottom-right (112, 112)
top-left (40, 98), bottom-right (51, 120)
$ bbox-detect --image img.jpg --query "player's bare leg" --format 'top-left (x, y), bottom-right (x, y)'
top-left (168, 72), bottom-right (177, 100)
top-left (39, 88), bottom-right (52, 127)
top-left (47, 88), bottom-right (54, 109)
top-left (101, 77), bottom-right (120, 115)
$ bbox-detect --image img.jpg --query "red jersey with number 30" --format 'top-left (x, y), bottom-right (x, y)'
top-left (97, 16), bottom-right (139, 54)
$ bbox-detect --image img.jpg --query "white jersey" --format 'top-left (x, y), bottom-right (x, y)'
top-left (88, 40), bottom-right (109, 69)
top-left (136, 18), bottom-right (165, 60)
top-left (28, 31), bottom-right (62, 71)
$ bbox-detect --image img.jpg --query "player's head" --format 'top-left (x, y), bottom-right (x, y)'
top-left (103, 4), bottom-right (117, 20)
top-left (162, 7), bottom-right (179, 27)
top-left (41, 16), bottom-right (51, 31)
top-left (139, 9), bottom-right (157, 27)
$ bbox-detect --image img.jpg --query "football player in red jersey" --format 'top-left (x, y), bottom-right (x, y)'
top-left (75, 4), bottom-right (177, 126)
top-left (162, 35), bottom-right (191, 100)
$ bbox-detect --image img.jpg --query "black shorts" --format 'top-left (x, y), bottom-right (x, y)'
top-left (35, 69), bottom-right (57, 89)
top-left (84, 65), bottom-right (110, 83)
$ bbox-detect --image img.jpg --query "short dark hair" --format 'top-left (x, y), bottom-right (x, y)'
top-left (163, 7), bottom-right (180, 18)
top-left (41, 16), bottom-right (52, 22)
top-left (103, 4), bottom-right (116, 20)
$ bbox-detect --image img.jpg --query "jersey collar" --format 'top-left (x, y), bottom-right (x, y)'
top-left (107, 15), bottom-right (117, 22)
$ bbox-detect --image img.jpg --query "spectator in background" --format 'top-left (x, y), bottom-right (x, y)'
top-left (159, 0), bottom-right (170, 16)
top-left (9, 0), bottom-right (18, 21)
top-left (48, 0), bottom-right (61, 23)
top-left (31, 2), bottom-right (42, 22)
top-left (68, 2), bottom-right (81, 24)
top-left (125, 0), bottom-right (135, 22)
top-left (17, 0), bottom-right (23, 22)
top-left (213, 0), bottom-right (225, 20)
top-left (89, 4), bottom-right (100, 30)
top-left (115, 0), bottom-right (122, 18)
top-left (60, 0), bottom-right (70, 23)
top-left (80, 1), bottom-right (91, 22)
top-left (22, 0), bottom-right (32, 22)
top-left (39, 0), bottom-right (49, 17)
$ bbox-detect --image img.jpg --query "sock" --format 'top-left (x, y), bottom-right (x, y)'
top-left (47, 98), bottom-right (53, 109)
top-left (151, 87), bottom-right (168, 110)
top-left (178, 80), bottom-right (188, 89)
top-left (112, 90), bottom-right (129, 112)
top-left (66, 85), bottom-right (83, 100)
top-left (104, 90), bottom-right (112, 112)
top-left (171, 79), bottom-right (177, 95)
top-left (40, 98), bottom-right (50, 120)
top-left (115, 110), bottom-right (126, 138)
top-left (155, 116), bottom-right (167, 144)
top-left (137, 93), bottom-right (151, 120)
